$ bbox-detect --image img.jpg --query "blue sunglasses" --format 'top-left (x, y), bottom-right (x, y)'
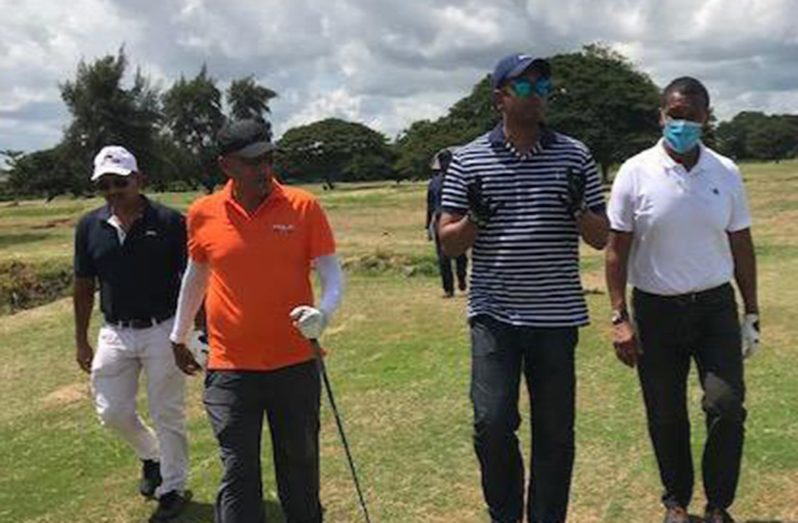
top-left (509, 77), bottom-right (552, 99)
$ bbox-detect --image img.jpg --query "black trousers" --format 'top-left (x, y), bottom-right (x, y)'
top-left (434, 234), bottom-right (467, 294)
top-left (470, 314), bottom-right (578, 523)
top-left (204, 361), bottom-right (322, 523)
top-left (633, 283), bottom-right (746, 512)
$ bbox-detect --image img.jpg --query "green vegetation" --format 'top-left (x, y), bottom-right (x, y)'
top-left (0, 161), bottom-right (797, 522)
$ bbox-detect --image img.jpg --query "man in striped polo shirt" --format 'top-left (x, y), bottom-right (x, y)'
top-left (439, 53), bottom-right (608, 523)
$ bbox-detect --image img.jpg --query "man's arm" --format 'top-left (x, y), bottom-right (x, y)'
top-left (605, 230), bottom-right (638, 367)
top-left (170, 260), bottom-right (210, 375)
top-left (578, 210), bottom-right (609, 250)
top-left (728, 228), bottom-right (758, 314)
top-left (438, 212), bottom-right (477, 258)
top-left (73, 276), bottom-right (95, 373)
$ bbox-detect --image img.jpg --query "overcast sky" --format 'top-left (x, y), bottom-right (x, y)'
top-left (1, 0), bottom-right (797, 158)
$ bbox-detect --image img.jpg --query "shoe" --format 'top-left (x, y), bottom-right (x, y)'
top-left (664, 505), bottom-right (689, 523)
top-left (149, 489), bottom-right (192, 522)
top-left (139, 459), bottom-right (162, 499)
top-left (443, 290), bottom-right (454, 298)
top-left (704, 507), bottom-right (734, 523)
top-left (458, 279), bottom-right (467, 292)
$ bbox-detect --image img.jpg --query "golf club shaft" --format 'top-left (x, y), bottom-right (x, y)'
top-left (310, 339), bottom-right (373, 523)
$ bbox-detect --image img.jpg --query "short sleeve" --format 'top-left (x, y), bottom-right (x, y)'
top-left (582, 150), bottom-right (605, 213)
top-left (726, 167), bottom-right (752, 232)
top-left (607, 162), bottom-right (636, 232)
top-left (172, 212), bottom-right (188, 273)
top-left (186, 205), bottom-right (209, 263)
top-left (440, 154), bottom-right (469, 215)
top-left (307, 199), bottom-right (336, 260)
top-left (73, 216), bottom-right (96, 278)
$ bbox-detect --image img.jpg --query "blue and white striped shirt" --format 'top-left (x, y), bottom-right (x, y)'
top-left (441, 125), bottom-right (604, 327)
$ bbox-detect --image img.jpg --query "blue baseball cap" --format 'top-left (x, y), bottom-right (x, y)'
top-left (491, 53), bottom-right (551, 90)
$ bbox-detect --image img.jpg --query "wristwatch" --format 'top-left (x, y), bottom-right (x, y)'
top-left (611, 309), bottom-right (629, 325)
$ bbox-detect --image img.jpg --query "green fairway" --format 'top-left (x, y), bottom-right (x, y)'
top-left (1, 162), bottom-right (797, 522)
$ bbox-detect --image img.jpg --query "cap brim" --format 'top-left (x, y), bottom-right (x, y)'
top-left (232, 141), bottom-right (275, 159)
top-left (507, 57), bottom-right (551, 81)
top-left (91, 166), bottom-right (134, 181)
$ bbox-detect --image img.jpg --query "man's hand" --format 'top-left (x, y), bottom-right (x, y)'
top-left (76, 340), bottom-right (94, 374)
top-left (466, 176), bottom-right (501, 228)
top-left (559, 167), bottom-right (587, 218)
top-left (612, 320), bottom-right (640, 367)
top-left (290, 305), bottom-right (326, 340)
top-left (741, 313), bottom-right (760, 359)
top-left (172, 342), bottom-right (202, 376)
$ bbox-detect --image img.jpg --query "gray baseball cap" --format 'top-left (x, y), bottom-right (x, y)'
top-left (217, 119), bottom-right (275, 158)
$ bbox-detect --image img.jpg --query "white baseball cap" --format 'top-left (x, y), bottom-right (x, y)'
top-left (91, 145), bottom-right (138, 181)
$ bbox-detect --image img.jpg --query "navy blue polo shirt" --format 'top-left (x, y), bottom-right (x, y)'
top-left (74, 196), bottom-right (187, 323)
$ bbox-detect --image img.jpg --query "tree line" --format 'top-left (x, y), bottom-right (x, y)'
top-left (2, 45), bottom-right (796, 199)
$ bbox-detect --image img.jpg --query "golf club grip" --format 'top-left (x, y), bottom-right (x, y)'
top-left (309, 339), bottom-right (373, 523)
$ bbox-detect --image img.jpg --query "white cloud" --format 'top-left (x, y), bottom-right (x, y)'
top-left (0, 0), bottom-right (796, 155)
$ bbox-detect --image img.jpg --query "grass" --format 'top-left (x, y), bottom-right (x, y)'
top-left (1, 160), bottom-right (798, 522)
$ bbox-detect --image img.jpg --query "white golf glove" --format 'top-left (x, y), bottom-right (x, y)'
top-left (187, 330), bottom-right (210, 369)
top-left (741, 313), bottom-right (760, 359)
top-left (290, 305), bottom-right (326, 340)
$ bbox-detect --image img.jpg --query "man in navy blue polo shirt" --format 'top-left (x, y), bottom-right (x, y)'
top-left (73, 145), bottom-right (190, 521)
top-left (439, 53), bottom-right (609, 523)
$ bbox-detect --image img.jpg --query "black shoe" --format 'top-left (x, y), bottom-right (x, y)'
top-left (150, 489), bottom-right (191, 522)
top-left (458, 279), bottom-right (467, 292)
top-left (139, 459), bottom-right (162, 499)
top-left (704, 507), bottom-right (734, 523)
top-left (664, 506), bottom-right (689, 523)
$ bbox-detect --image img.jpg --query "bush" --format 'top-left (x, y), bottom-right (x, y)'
top-left (0, 260), bottom-right (73, 315)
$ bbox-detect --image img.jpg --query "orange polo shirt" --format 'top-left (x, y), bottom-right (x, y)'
top-left (187, 180), bottom-right (335, 371)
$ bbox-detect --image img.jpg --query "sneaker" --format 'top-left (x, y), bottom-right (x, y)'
top-left (458, 279), bottom-right (467, 292)
top-left (443, 290), bottom-right (454, 298)
top-left (149, 489), bottom-right (192, 522)
top-left (139, 459), bottom-right (162, 499)
top-left (664, 506), bottom-right (689, 523)
top-left (704, 507), bottom-right (734, 523)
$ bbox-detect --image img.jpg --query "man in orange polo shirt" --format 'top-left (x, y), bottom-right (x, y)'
top-left (169, 118), bottom-right (344, 523)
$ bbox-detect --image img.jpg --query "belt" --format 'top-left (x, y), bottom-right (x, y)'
top-left (106, 313), bottom-right (173, 330)
top-left (634, 283), bottom-right (731, 304)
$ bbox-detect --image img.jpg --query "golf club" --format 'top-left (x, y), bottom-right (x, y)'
top-left (310, 339), bottom-right (373, 523)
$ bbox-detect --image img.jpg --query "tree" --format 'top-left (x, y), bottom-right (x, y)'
top-left (59, 48), bottom-right (161, 195)
top-left (546, 44), bottom-right (661, 182)
top-left (162, 66), bottom-right (225, 192)
top-left (394, 45), bottom-right (662, 182)
top-left (227, 76), bottom-right (277, 122)
top-left (716, 111), bottom-right (798, 161)
top-left (276, 118), bottom-right (395, 188)
top-left (2, 145), bottom-right (81, 200)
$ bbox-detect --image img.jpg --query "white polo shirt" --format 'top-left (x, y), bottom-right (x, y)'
top-left (607, 140), bottom-right (751, 296)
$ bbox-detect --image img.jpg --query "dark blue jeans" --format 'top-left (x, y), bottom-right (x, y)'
top-left (434, 234), bottom-right (468, 294)
top-left (470, 314), bottom-right (578, 523)
top-left (204, 361), bottom-right (322, 523)
top-left (634, 283), bottom-right (745, 512)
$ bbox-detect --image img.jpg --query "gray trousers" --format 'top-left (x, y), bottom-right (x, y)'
top-left (204, 361), bottom-right (322, 523)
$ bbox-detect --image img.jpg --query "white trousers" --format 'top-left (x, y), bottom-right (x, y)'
top-left (90, 317), bottom-right (188, 496)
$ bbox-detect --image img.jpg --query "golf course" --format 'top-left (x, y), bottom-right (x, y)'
top-left (1, 160), bottom-right (796, 523)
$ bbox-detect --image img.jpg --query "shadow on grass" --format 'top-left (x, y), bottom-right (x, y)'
top-left (686, 516), bottom-right (792, 523)
top-left (170, 499), bottom-right (286, 522)
top-left (0, 232), bottom-right (51, 250)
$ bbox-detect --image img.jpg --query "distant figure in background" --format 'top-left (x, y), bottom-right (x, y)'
top-left (426, 147), bottom-right (468, 297)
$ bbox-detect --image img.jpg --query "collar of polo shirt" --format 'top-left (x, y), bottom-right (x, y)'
top-left (657, 138), bottom-right (711, 174)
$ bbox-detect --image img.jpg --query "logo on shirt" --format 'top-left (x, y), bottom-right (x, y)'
top-left (145, 230), bottom-right (158, 237)
top-left (272, 224), bottom-right (295, 235)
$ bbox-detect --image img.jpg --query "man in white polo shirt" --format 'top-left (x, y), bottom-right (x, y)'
top-left (605, 77), bottom-right (759, 523)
